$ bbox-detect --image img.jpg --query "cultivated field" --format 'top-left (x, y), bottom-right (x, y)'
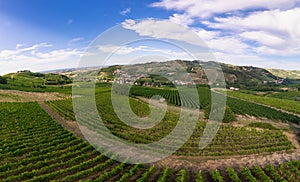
top-left (1, 86), bottom-right (300, 181)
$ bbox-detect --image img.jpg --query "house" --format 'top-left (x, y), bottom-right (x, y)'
top-left (229, 87), bottom-right (240, 91)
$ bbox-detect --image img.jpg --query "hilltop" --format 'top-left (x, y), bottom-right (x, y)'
top-left (2, 70), bottom-right (72, 88)
top-left (96, 60), bottom-right (300, 90)
top-left (266, 68), bottom-right (300, 79)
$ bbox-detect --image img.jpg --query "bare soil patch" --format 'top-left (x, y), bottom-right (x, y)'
top-left (0, 89), bottom-right (68, 102)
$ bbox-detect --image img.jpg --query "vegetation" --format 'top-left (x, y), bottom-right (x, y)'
top-left (204, 105), bottom-right (236, 123)
top-left (1, 92), bottom-right (300, 181)
top-left (0, 76), bottom-right (7, 84)
top-left (47, 88), bottom-right (295, 157)
top-left (227, 97), bottom-right (300, 124)
top-left (266, 68), bottom-right (300, 79)
top-left (2, 70), bottom-right (72, 88)
top-left (130, 86), bottom-right (300, 124)
top-left (1, 65), bottom-right (300, 181)
top-left (227, 90), bottom-right (300, 114)
top-left (248, 122), bottom-right (279, 130)
top-left (269, 91), bottom-right (300, 101)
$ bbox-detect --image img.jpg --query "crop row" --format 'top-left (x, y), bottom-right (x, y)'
top-left (1, 102), bottom-right (299, 181)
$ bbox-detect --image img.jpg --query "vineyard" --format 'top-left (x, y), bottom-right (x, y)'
top-left (46, 89), bottom-right (295, 156)
top-left (129, 86), bottom-right (300, 124)
top-left (227, 90), bottom-right (300, 114)
top-left (1, 102), bottom-right (300, 181)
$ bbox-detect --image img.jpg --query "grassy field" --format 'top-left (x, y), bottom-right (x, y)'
top-left (227, 90), bottom-right (300, 114)
top-left (268, 91), bottom-right (300, 101)
top-left (128, 86), bottom-right (300, 124)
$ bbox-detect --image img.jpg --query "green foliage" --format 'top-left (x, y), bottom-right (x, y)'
top-left (241, 168), bottom-right (257, 182)
top-left (211, 169), bottom-right (224, 182)
top-left (157, 167), bottom-right (171, 182)
top-left (136, 166), bottom-right (155, 182)
top-left (0, 76), bottom-right (7, 84)
top-left (204, 105), bottom-right (236, 123)
top-left (195, 170), bottom-right (204, 182)
top-left (175, 169), bottom-right (187, 182)
top-left (1, 101), bottom-right (298, 181)
top-left (3, 70), bottom-right (72, 88)
top-left (248, 122), bottom-right (278, 130)
top-left (269, 91), bottom-right (300, 101)
top-left (227, 97), bottom-right (300, 124)
top-left (48, 88), bottom-right (294, 157)
top-left (228, 90), bottom-right (300, 114)
top-left (227, 168), bottom-right (241, 182)
top-left (252, 166), bottom-right (273, 182)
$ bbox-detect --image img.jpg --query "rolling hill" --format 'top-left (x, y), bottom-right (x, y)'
top-left (2, 70), bottom-right (72, 88)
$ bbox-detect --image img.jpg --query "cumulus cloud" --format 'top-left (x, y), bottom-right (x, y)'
top-left (149, 0), bottom-right (300, 68)
top-left (122, 19), bottom-right (208, 47)
top-left (169, 13), bottom-right (194, 26)
top-left (0, 43), bottom-right (82, 74)
top-left (204, 8), bottom-right (300, 55)
top-left (151, 0), bottom-right (299, 18)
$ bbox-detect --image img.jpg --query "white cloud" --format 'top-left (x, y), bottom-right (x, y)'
top-left (205, 8), bottom-right (300, 37)
top-left (151, 0), bottom-right (299, 18)
top-left (0, 43), bottom-right (52, 59)
top-left (68, 37), bottom-right (85, 45)
top-left (98, 45), bottom-right (146, 55)
top-left (0, 43), bottom-right (82, 74)
top-left (208, 37), bottom-right (249, 54)
top-left (194, 28), bottom-right (220, 41)
top-left (150, 0), bottom-right (300, 66)
top-left (169, 13), bottom-right (194, 26)
top-left (240, 31), bottom-right (286, 48)
top-left (98, 44), bottom-right (190, 58)
top-left (122, 19), bottom-right (207, 47)
top-left (204, 8), bottom-right (300, 55)
top-left (120, 8), bottom-right (131, 16)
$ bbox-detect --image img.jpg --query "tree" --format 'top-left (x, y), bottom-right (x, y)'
top-left (0, 76), bottom-right (7, 84)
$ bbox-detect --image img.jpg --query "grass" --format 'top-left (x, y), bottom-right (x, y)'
top-left (227, 90), bottom-right (300, 114)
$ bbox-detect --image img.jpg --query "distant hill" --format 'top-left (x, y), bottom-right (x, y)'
top-left (2, 61), bottom-right (299, 90)
top-left (96, 60), bottom-right (294, 90)
top-left (3, 70), bottom-right (72, 88)
top-left (266, 68), bottom-right (300, 79)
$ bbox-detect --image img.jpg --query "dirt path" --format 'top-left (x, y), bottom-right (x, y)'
top-left (38, 101), bottom-right (84, 139)
top-left (154, 146), bottom-right (300, 172)
top-left (0, 89), bottom-right (68, 102)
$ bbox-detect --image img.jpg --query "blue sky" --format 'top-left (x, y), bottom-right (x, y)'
top-left (0, 0), bottom-right (300, 74)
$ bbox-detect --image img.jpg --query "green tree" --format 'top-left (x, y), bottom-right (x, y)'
top-left (0, 76), bottom-right (7, 84)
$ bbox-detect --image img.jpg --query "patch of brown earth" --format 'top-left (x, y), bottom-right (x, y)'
top-left (0, 89), bottom-right (68, 102)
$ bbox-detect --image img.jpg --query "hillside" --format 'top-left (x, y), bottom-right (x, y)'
top-left (96, 60), bottom-right (295, 90)
top-left (266, 68), bottom-right (300, 79)
top-left (2, 70), bottom-right (72, 88)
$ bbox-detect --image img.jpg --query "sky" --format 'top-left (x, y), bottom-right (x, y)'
top-left (0, 0), bottom-right (300, 74)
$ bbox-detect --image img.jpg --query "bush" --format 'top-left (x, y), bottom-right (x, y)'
top-left (204, 105), bottom-right (236, 123)
top-left (0, 76), bottom-right (7, 84)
